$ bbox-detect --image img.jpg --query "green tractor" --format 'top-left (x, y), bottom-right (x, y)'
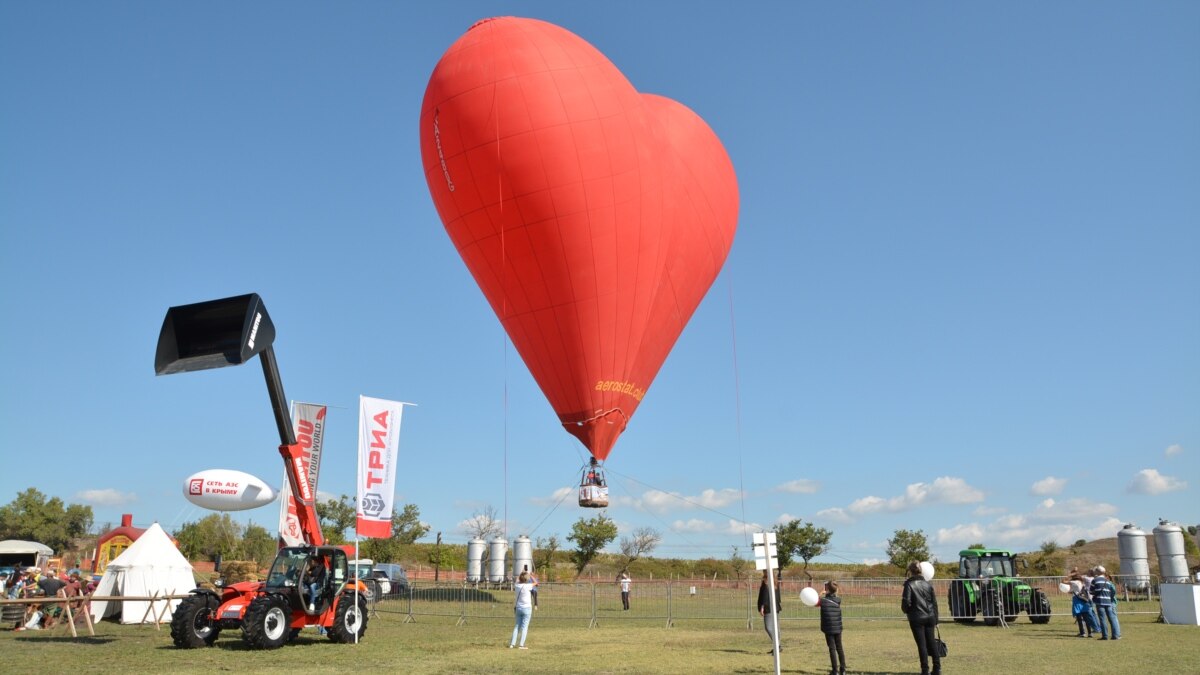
top-left (947, 548), bottom-right (1050, 625)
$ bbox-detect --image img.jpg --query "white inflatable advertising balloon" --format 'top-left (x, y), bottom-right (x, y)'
top-left (919, 561), bottom-right (935, 581)
top-left (183, 469), bottom-right (277, 511)
top-left (800, 587), bottom-right (820, 607)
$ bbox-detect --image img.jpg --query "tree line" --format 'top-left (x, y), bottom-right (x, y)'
top-left (0, 488), bottom-right (943, 576)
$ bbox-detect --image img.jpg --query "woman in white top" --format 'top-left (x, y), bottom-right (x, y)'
top-left (509, 571), bottom-right (538, 649)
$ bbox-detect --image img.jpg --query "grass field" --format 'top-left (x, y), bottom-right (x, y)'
top-left (0, 611), bottom-right (1194, 674)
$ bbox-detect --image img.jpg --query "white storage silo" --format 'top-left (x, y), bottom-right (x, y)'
top-left (487, 536), bottom-right (509, 583)
top-left (1153, 519), bottom-right (1190, 583)
top-left (466, 538), bottom-right (487, 583)
top-left (511, 535), bottom-right (534, 580)
top-left (1117, 523), bottom-right (1151, 590)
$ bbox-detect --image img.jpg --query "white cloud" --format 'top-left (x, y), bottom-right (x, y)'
top-left (824, 476), bottom-right (985, 522)
top-left (1030, 476), bottom-right (1067, 496)
top-left (1165, 444), bottom-right (1183, 458)
top-left (672, 519), bottom-right (715, 533)
top-left (935, 523), bottom-right (986, 544)
top-left (1127, 469), bottom-right (1187, 495)
top-left (1030, 498), bottom-right (1118, 523)
top-left (815, 507), bottom-right (853, 524)
top-left (617, 488), bottom-right (743, 513)
top-left (775, 479), bottom-right (820, 494)
top-left (723, 519), bottom-right (762, 536)
top-left (529, 486), bottom-right (574, 507)
top-left (973, 505), bottom-right (1006, 517)
top-left (74, 489), bottom-right (136, 506)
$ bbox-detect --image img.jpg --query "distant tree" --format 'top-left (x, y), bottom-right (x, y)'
top-left (1187, 525), bottom-right (1196, 536)
top-left (616, 527), bottom-right (661, 574)
top-left (886, 529), bottom-right (931, 569)
top-left (315, 495), bottom-right (357, 545)
top-left (462, 505), bottom-right (503, 540)
top-left (968, 543), bottom-right (986, 550)
top-left (391, 504), bottom-right (430, 544)
top-left (729, 546), bottom-right (751, 584)
top-left (174, 514), bottom-right (242, 561)
top-left (1040, 540), bottom-right (1059, 555)
top-left (239, 523), bottom-right (277, 567)
top-left (567, 514), bottom-right (618, 577)
top-left (774, 520), bottom-right (832, 582)
top-left (535, 535), bottom-right (561, 582)
top-left (1073, 539), bottom-right (1087, 548)
top-left (0, 488), bottom-right (94, 551)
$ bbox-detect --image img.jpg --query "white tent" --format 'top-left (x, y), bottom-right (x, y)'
top-left (90, 523), bottom-right (197, 624)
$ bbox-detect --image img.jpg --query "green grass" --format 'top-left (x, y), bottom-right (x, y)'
top-left (0, 612), bottom-right (1194, 674)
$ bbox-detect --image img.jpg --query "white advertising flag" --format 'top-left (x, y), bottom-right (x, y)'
top-left (356, 396), bottom-right (406, 538)
top-left (278, 402), bottom-right (327, 547)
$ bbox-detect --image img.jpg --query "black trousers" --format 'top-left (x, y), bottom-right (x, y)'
top-left (621, 591), bottom-right (630, 610)
top-left (824, 632), bottom-right (844, 671)
top-left (908, 621), bottom-right (940, 673)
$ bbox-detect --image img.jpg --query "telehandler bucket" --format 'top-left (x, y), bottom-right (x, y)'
top-left (154, 293), bottom-right (295, 446)
top-left (155, 293), bottom-right (276, 375)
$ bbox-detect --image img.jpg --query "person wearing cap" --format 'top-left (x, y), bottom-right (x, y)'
top-left (1090, 566), bottom-right (1120, 640)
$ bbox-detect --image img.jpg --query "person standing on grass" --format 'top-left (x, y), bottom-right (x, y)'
top-left (819, 580), bottom-right (846, 675)
top-left (1090, 566), bottom-right (1121, 640)
top-left (523, 565), bottom-right (539, 610)
top-left (757, 570), bottom-right (782, 654)
top-left (902, 561), bottom-right (940, 675)
top-left (509, 570), bottom-right (537, 649)
top-left (619, 570), bottom-right (632, 610)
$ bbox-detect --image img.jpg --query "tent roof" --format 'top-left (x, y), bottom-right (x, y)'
top-left (0, 540), bottom-right (53, 555)
top-left (105, 523), bottom-right (193, 570)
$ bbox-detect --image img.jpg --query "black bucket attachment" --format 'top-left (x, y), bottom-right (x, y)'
top-left (155, 293), bottom-right (276, 375)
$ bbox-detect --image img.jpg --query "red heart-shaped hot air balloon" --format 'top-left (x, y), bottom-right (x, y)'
top-left (420, 17), bottom-right (738, 461)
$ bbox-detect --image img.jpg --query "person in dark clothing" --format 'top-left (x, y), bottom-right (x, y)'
top-left (819, 580), bottom-right (846, 675)
top-left (757, 571), bottom-right (782, 654)
top-left (901, 561), bottom-right (940, 675)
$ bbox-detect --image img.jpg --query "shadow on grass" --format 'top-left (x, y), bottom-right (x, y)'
top-left (15, 636), bottom-right (117, 645)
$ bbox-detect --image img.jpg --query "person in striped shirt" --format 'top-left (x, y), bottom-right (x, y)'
top-left (1089, 566), bottom-right (1121, 640)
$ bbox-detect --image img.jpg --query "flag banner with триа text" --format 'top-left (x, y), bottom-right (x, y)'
top-left (279, 402), bottom-right (327, 547)
top-left (356, 396), bottom-right (405, 538)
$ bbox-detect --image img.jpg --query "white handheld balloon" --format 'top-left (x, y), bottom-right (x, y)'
top-left (1058, 582), bottom-right (1071, 593)
top-left (919, 561), bottom-right (935, 581)
top-left (1070, 580), bottom-right (1083, 594)
top-left (800, 587), bottom-right (820, 607)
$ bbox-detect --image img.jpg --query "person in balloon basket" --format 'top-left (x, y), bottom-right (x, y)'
top-left (509, 570), bottom-right (538, 649)
top-left (619, 571), bottom-right (632, 610)
top-left (818, 580), bottom-right (847, 675)
top-left (902, 561), bottom-right (941, 675)
top-left (1090, 566), bottom-right (1120, 640)
top-left (757, 570), bottom-right (782, 654)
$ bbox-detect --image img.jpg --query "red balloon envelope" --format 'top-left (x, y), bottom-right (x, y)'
top-left (420, 17), bottom-right (738, 461)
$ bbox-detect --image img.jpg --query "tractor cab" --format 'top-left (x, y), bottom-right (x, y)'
top-left (265, 546), bottom-right (349, 615)
top-left (578, 458), bottom-right (609, 508)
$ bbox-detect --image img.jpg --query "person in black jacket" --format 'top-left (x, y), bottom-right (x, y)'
top-left (819, 580), bottom-right (846, 675)
top-left (901, 561), bottom-right (940, 675)
top-left (757, 570), bottom-right (782, 654)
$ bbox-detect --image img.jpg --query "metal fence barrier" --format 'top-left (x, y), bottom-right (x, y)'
top-left (367, 574), bottom-right (1166, 627)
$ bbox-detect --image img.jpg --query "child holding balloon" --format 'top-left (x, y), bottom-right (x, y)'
top-left (817, 581), bottom-right (846, 675)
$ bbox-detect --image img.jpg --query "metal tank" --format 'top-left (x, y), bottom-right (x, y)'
top-left (1153, 519), bottom-right (1190, 583)
top-left (487, 536), bottom-right (509, 583)
top-left (466, 538), bottom-right (487, 583)
top-left (1117, 523), bottom-right (1151, 590)
top-left (511, 535), bottom-right (534, 580)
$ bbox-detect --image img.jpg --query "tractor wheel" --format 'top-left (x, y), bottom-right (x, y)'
top-left (242, 594), bottom-right (292, 649)
top-left (327, 593), bottom-right (368, 644)
top-left (1029, 590), bottom-right (1051, 624)
top-left (170, 594), bottom-right (220, 648)
top-left (948, 580), bottom-right (977, 623)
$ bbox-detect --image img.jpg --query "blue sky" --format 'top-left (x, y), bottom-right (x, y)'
top-left (1, 1), bottom-right (1196, 564)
